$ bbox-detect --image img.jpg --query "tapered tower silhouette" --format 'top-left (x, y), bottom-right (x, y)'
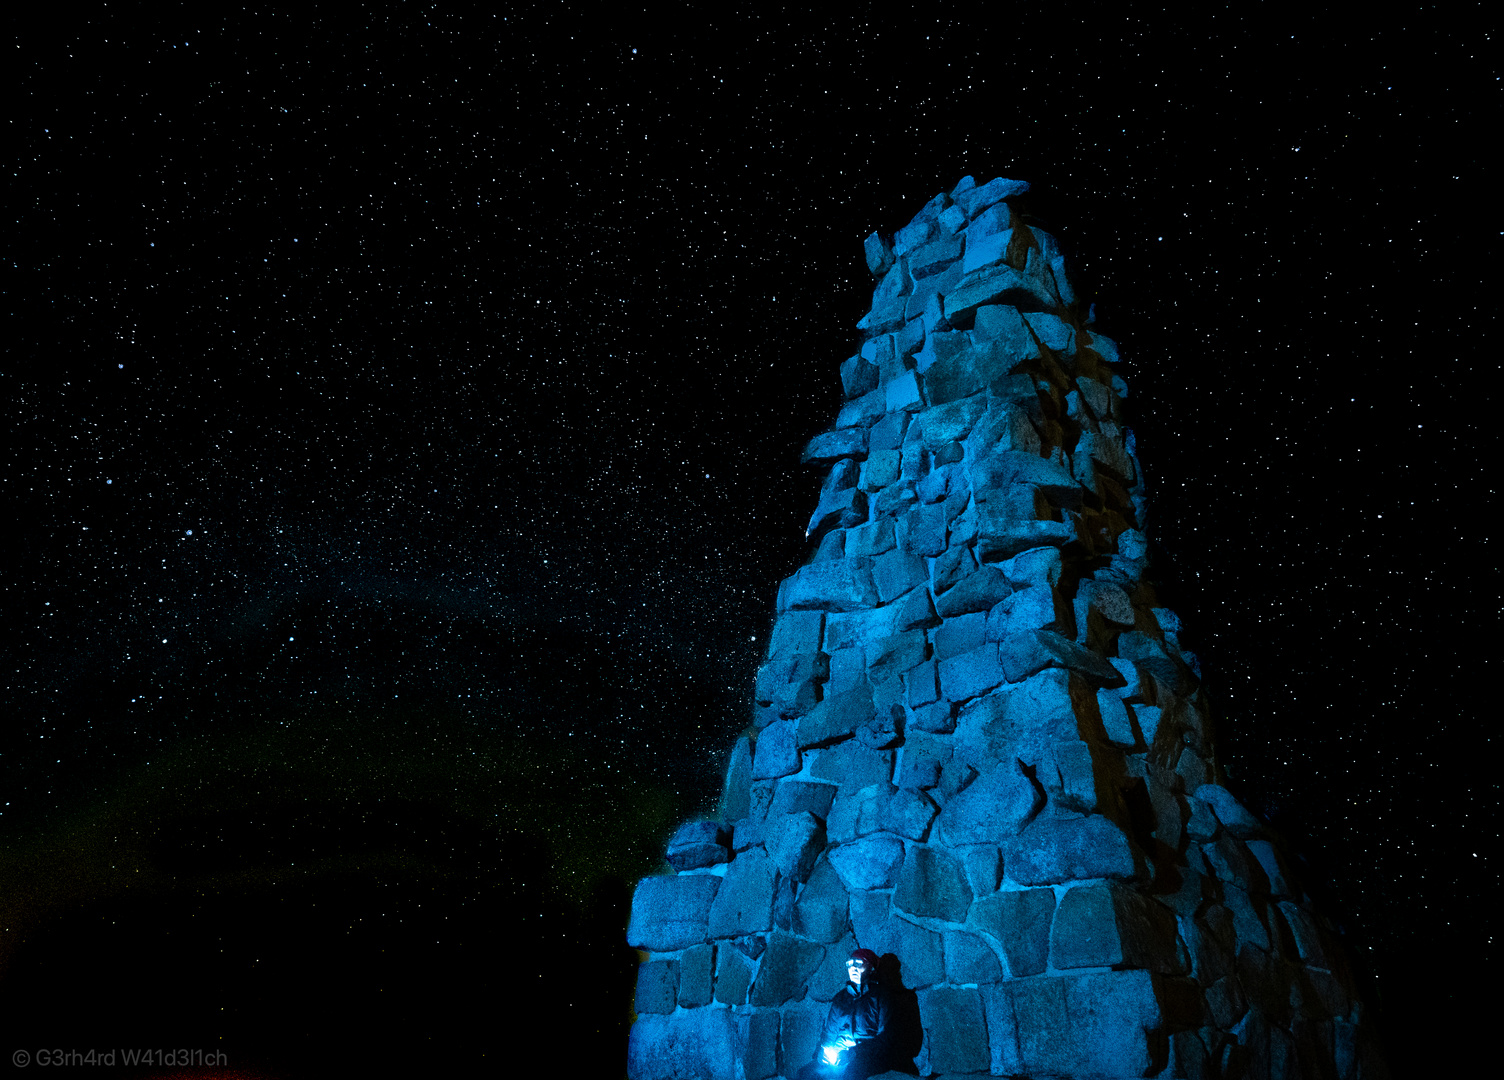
top-left (626, 177), bottom-right (1387, 1080)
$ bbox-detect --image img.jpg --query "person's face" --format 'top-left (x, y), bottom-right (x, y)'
top-left (846, 958), bottom-right (867, 985)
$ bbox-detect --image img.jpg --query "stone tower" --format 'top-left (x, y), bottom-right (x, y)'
top-left (626, 177), bottom-right (1386, 1080)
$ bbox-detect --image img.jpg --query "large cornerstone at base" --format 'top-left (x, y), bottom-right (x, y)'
top-left (626, 177), bottom-right (1387, 1080)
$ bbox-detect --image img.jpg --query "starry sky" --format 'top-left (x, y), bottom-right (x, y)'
top-left (5, 4), bottom-right (1491, 1075)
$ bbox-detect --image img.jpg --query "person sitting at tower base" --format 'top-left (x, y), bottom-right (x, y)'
top-left (798, 948), bottom-right (893, 1080)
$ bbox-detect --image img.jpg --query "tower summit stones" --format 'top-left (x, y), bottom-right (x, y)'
top-left (626, 178), bottom-right (1387, 1080)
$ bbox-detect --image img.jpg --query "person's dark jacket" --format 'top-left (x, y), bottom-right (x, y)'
top-left (821, 978), bottom-right (891, 1051)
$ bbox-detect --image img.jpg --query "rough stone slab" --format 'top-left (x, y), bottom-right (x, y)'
top-left (935, 566), bottom-right (1013, 617)
top-left (903, 659), bottom-right (941, 712)
top-left (986, 585), bottom-right (1069, 639)
top-left (719, 735), bottom-right (753, 824)
top-left (1021, 310), bottom-right (1076, 355)
top-left (1096, 688), bottom-right (1139, 749)
top-left (847, 886), bottom-right (892, 947)
top-left (1048, 881), bottom-right (1182, 972)
top-left (870, 407), bottom-right (912, 451)
top-left (1276, 901), bottom-right (1330, 967)
top-left (962, 845), bottom-right (1003, 895)
top-left (913, 328), bottom-right (969, 376)
top-left (943, 929), bottom-right (1004, 985)
top-left (707, 848), bottom-right (778, 939)
top-left (971, 400), bottom-right (1041, 458)
top-left (808, 485), bottom-right (869, 537)
top-left (919, 987), bottom-right (991, 1074)
top-left (802, 427), bottom-right (870, 465)
top-left (1079, 578), bottom-right (1135, 628)
top-left (770, 810), bottom-right (826, 883)
top-left (1077, 430), bottom-right (1136, 484)
top-left (811, 740), bottom-right (893, 796)
top-left (678, 943), bottom-right (714, 1008)
top-left (1204, 832), bottom-right (1267, 892)
top-left (1003, 813), bottom-right (1138, 885)
top-left (635, 958), bottom-right (679, 1014)
top-left (798, 687), bottom-right (875, 749)
top-left (956, 176), bottom-right (1030, 218)
top-left (952, 667), bottom-right (1074, 773)
top-left (793, 857), bottom-right (851, 944)
top-left (1045, 738), bottom-right (1100, 813)
top-left (999, 546), bottom-right (1064, 589)
top-left (926, 338), bottom-right (1034, 406)
top-left (884, 785), bottom-right (940, 841)
top-left (872, 547), bottom-right (930, 603)
top-left (714, 944), bottom-right (754, 1006)
top-left (893, 584), bottom-right (941, 631)
top-left (627, 1008), bottom-right (738, 1080)
top-left (667, 820), bottom-right (732, 872)
top-left (918, 395), bottom-right (989, 447)
top-left (935, 761), bottom-right (1041, 846)
top-left (923, 335), bottom-right (1032, 406)
top-left (873, 915), bottom-right (947, 989)
top-left (1195, 784), bottom-right (1265, 839)
top-left (974, 501), bottom-right (1077, 562)
top-left (915, 462), bottom-right (952, 504)
top-left (1247, 840), bottom-right (1295, 899)
top-left (842, 353), bottom-right (880, 400)
top-left (1207, 973), bottom-right (1249, 1029)
top-left (985, 969), bottom-right (1161, 1079)
top-left (896, 501), bottom-right (948, 557)
top-left (735, 1008), bottom-right (781, 1080)
top-left (751, 719), bottom-right (801, 781)
top-left (864, 231), bottom-right (895, 277)
top-left (911, 234), bottom-right (965, 279)
top-left (777, 1000), bottom-right (827, 1079)
top-left (1081, 330), bottom-right (1121, 364)
top-left (886, 370), bottom-right (923, 413)
top-left (938, 644), bottom-right (1007, 702)
top-left (828, 834), bottom-right (907, 891)
top-left (933, 610), bottom-right (987, 661)
top-left (967, 888), bottom-right (1055, 977)
top-left (895, 207), bottom-right (939, 255)
top-left (960, 228), bottom-right (1010, 275)
top-left (999, 630), bottom-right (1125, 686)
top-left (826, 782), bottom-right (892, 842)
top-left (847, 516), bottom-right (896, 556)
top-left (769, 779), bottom-right (839, 820)
top-left (895, 732), bottom-right (950, 791)
top-left (750, 930), bottom-right (826, 1007)
top-left (861, 449), bottom-right (901, 492)
top-left (767, 609), bottom-right (824, 660)
top-left (968, 199), bottom-right (1009, 241)
top-left (825, 646), bottom-right (866, 695)
top-left (930, 542), bottom-right (977, 596)
top-left (781, 557), bottom-right (879, 613)
top-left (1222, 883), bottom-right (1272, 951)
top-left (893, 845), bottom-right (972, 924)
top-left (944, 261), bottom-right (1058, 323)
top-left (912, 698), bottom-right (956, 734)
top-left (757, 651), bottom-right (827, 717)
top-left (823, 605), bottom-right (893, 653)
top-left (628, 874), bottom-right (722, 952)
top-left (871, 257), bottom-right (914, 308)
top-left (1186, 796), bottom-right (1220, 842)
top-left (836, 386), bottom-right (887, 429)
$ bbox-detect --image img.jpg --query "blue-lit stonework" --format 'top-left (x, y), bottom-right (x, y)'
top-left (626, 178), bottom-right (1387, 1080)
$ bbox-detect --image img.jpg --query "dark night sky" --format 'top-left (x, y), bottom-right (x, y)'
top-left (4, 3), bottom-right (1492, 1075)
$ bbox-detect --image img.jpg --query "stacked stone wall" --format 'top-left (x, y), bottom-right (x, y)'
top-left (626, 177), bottom-right (1386, 1080)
